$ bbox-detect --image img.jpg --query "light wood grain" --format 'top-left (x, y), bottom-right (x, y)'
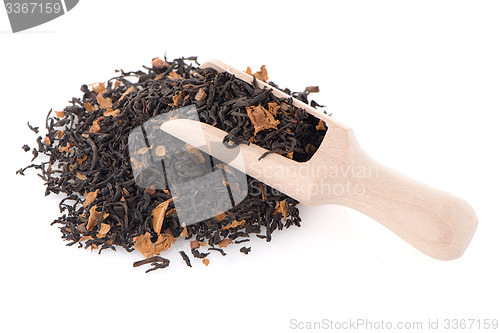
top-left (161, 59), bottom-right (478, 260)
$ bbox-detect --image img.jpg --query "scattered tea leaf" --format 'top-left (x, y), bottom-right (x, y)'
top-left (305, 86), bottom-right (320, 93)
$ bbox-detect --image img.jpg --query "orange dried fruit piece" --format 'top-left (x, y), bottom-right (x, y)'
top-left (133, 230), bottom-right (176, 258)
top-left (184, 143), bottom-right (205, 163)
top-left (96, 92), bottom-right (113, 109)
top-left (155, 145), bottom-right (166, 157)
top-left (246, 105), bottom-right (279, 135)
top-left (245, 65), bottom-right (269, 82)
top-left (89, 82), bottom-right (106, 94)
top-left (273, 200), bottom-right (287, 220)
top-left (104, 108), bottom-right (120, 117)
top-left (190, 240), bottom-right (200, 249)
top-left (171, 91), bottom-right (185, 107)
top-left (96, 223), bottom-right (110, 238)
top-left (218, 239), bottom-right (232, 248)
top-left (86, 206), bottom-right (109, 231)
top-left (42, 136), bottom-right (51, 145)
top-left (84, 103), bottom-right (95, 112)
top-left (154, 230), bottom-right (176, 255)
top-left (75, 171), bottom-right (87, 180)
top-left (133, 232), bottom-right (155, 258)
top-left (83, 189), bottom-right (99, 207)
top-left (151, 197), bottom-right (175, 234)
top-left (180, 224), bottom-right (189, 237)
top-left (195, 88), bottom-right (207, 101)
top-left (76, 155), bottom-right (88, 164)
top-left (168, 71), bottom-right (182, 80)
top-left (151, 57), bottom-right (169, 69)
top-left (316, 120), bottom-right (326, 131)
top-left (214, 212), bottom-right (226, 221)
top-left (59, 143), bottom-right (74, 153)
top-left (118, 86), bottom-right (135, 102)
top-left (90, 119), bottom-right (101, 133)
top-left (222, 219), bottom-right (246, 230)
top-left (54, 110), bottom-right (65, 118)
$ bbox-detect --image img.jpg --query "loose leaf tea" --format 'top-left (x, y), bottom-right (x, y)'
top-left (18, 56), bottom-right (327, 272)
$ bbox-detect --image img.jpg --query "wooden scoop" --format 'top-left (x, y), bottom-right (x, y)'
top-left (161, 59), bottom-right (478, 260)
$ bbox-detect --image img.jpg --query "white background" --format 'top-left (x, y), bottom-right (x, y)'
top-left (1, 1), bottom-right (499, 332)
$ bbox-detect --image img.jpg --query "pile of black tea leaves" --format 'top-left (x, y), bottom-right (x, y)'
top-left (17, 56), bottom-right (328, 272)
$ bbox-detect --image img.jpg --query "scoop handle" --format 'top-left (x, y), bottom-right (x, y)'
top-left (330, 140), bottom-right (478, 260)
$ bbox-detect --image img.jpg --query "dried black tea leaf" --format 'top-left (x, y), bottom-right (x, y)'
top-left (19, 56), bottom-right (327, 270)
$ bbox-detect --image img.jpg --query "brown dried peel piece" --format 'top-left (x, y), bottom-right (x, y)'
top-left (246, 105), bottom-right (280, 135)
top-left (151, 198), bottom-right (175, 234)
